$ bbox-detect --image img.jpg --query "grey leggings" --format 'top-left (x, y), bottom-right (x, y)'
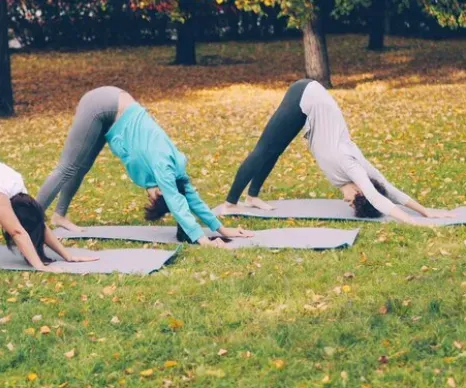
top-left (37, 86), bottom-right (121, 216)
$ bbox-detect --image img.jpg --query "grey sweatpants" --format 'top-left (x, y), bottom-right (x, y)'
top-left (37, 86), bottom-right (121, 216)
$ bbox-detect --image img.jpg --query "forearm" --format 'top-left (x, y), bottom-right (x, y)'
top-left (404, 199), bottom-right (427, 217)
top-left (389, 206), bottom-right (417, 224)
top-left (44, 226), bottom-right (72, 261)
top-left (13, 232), bottom-right (47, 270)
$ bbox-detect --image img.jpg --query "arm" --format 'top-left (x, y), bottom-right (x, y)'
top-left (183, 180), bottom-right (222, 232)
top-left (44, 226), bottom-right (99, 262)
top-left (344, 160), bottom-right (418, 224)
top-left (0, 194), bottom-right (49, 271)
top-left (153, 162), bottom-right (205, 243)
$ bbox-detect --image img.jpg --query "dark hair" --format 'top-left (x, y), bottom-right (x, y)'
top-left (144, 179), bottom-right (188, 222)
top-left (2, 193), bottom-right (54, 264)
top-left (353, 179), bottom-right (388, 218)
top-left (144, 179), bottom-right (231, 245)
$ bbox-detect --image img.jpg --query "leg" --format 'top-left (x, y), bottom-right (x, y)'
top-left (54, 134), bottom-right (107, 216)
top-left (225, 79), bottom-right (310, 205)
top-left (37, 87), bottom-right (119, 215)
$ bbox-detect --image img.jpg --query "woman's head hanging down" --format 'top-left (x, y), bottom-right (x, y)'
top-left (221, 79), bottom-right (454, 225)
top-left (36, 87), bottom-right (253, 247)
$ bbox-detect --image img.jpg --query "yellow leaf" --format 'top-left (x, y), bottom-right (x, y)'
top-left (322, 375), bottom-right (330, 383)
top-left (140, 369), bottom-right (154, 377)
top-left (7, 297), bottom-right (17, 303)
top-left (32, 315), bottom-right (42, 322)
top-left (6, 342), bottom-right (14, 351)
top-left (24, 327), bottom-right (36, 336)
top-left (447, 377), bottom-right (456, 388)
top-left (125, 368), bottom-right (134, 375)
top-left (217, 348), bottom-right (228, 356)
top-left (168, 318), bottom-right (184, 330)
top-left (273, 359), bottom-right (285, 369)
top-left (110, 316), bottom-right (120, 325)
top-left (342, 285), bottom-right (351, 293)
top-left (421, 265), bottom-right (429, 272)
top-left (64, 349), bottom-right (75, 359)
top-left (27, 373), bottom-right (38, 382)
top-left (40, 326), bottom-right (51, 335)
top-left (164, 360), bottom-right (178, 368)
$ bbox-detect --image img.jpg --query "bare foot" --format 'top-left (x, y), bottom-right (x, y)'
top-left (220, 202), bottom-right (248, 215)
top-left (51, 213), bottom-right (85, 232)
top-left (244, 196), bottom-right (275, 210)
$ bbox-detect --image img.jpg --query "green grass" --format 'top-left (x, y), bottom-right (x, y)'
top-left (0, 35), bottom-right (466, 386)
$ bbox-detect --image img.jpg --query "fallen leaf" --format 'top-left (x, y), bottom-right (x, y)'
top-left (379, 305), bottom-right (389, 315)
top-left (27, 373), bottom-right (38, 382)
top-left (24, 327), bottom-right (36, 336)
top-left (32, 315), bottom-right (42, 322)
top-left (343, 272), bottom-right (355, 279)
top-left (217, 348), bottom-right (228, 356)
top-left (110, 316), bottom-right (120, 325)
top-left (342, 285), bottom-right (351, 293)
top-left (6, 342), bottom-right (14, 351)
top-left (7, 297), bottom-right (17, 303)
top-left (242, 351), bottom-right (252, 358)
top-left (273, 359), bottom-right (285, 369)
top-left (40, 326), bottom-right (51, 335)
top-left (125, 368), bottom-right (134, 375)
top-left (102, 285), bottom-right (117, 296)
top-left (324, 346), bottom-right (336, 356)
top-left (447, 377), bottom-right (456, 388)
top-left (453, 341), bottom-right (463, 350)
top-left (340, 371), bottom-right (348, 380)
top-left (140, 369), bottom-right (154, 377)
top-left (81, 295), bottom-right (88, 301)
top-left (322, 375), bottom-right (330, 383)
top-left (164, 360), bottom-right (178, 368)
top-left (0, 315), bottom-right (12, 324)
top-left (168, 318), bottom-right (184, 330)
top-left (64, 349), bottom-right (75, 359)
top-left (421, 265), bottom-right (429, 272)
top-left (205, 368), bottom-right (225, 378)
top-left (378, 355), bottom-right (389, 364)
top-left (360, 252), bottom-right (368, 264)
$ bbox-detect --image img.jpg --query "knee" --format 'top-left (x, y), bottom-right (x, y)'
top-left (56, 163), bottom-right (80, 178)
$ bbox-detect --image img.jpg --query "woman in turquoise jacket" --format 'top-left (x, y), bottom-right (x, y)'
top-left (37, 87), bottom-right (252, 248)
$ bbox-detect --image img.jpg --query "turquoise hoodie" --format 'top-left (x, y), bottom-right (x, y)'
top-left (105, 103), bottom-right (222, 242)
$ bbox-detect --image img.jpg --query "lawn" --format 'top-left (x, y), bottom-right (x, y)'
top-left (1, 35), bottom-right (466, 387)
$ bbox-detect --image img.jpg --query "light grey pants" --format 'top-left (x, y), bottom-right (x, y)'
top-left (37, 86), bottom-right (121, 216)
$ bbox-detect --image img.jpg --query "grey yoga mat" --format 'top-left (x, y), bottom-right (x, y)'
top-left (0, 246), bottom-right (178, 274)
top-left (54, 225), bottom-right (359, 250)
top-left (212, 199), bottom-right (466, 226)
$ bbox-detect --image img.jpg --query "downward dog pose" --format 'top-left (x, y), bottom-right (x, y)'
top-left (223, 79), bottom-right (453, 224)
top-left (37, 87), bottom-right (253, 247)
top-left (0, 162), bottom-right (98, 272)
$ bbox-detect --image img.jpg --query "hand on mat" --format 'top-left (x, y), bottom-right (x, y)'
top-left (66, 256), bottom-right (100, 263)
top-left (423, 209), bottom-right (456, 219)
top-left (219, 226), bottom-right (254, 238)
top-left (198, 236), bottom-right (229, 248)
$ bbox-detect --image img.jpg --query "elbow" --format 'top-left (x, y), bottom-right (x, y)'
top-left (9, 227), bottom-right (28, 241)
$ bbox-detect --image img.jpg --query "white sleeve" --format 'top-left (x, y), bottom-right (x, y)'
top-left (343, 157), bottom-right (397, 215)
top-left (359, 158), bottom-right (411, 205)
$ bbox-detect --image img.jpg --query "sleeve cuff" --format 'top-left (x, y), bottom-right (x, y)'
top-left (208, 218), bottom-right (222, 232)
top-left (187, 226), bottom-right (205, 243)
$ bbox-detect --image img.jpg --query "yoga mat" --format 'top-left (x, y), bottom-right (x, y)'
top-left (54, 226), bottom-right (359, 250)
top-left (0, 246), bottom-right (178, 274)
top-left (212, 199), bottom-right (466, 226)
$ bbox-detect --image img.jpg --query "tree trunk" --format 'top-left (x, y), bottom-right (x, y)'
top-left (368, 0), bottom-right (386, 50)
top-left (175, 17), bottom-right (196, 65)
top-left (302, 11), bottom-right (331, 88)
top-left (0, 0), bottom-right (14, 117)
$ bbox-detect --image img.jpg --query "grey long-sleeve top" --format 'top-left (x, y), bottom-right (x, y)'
top-left (299, 81), bottom-right (411, 215)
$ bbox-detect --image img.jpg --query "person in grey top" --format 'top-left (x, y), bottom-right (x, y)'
top-left (222, 80), bottom-right (453, 225)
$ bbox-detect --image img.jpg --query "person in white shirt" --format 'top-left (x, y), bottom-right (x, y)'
top-left (0, 162), bottom-right (97, 272)
top-left (223, 80), bottom-right (454, 225)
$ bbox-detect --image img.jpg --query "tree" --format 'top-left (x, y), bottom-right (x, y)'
top-left (235, 0), bottom-right (333, 86)
top-left (0, 0), bottom-right (14, 117)
top-left (334, 0), bottom-right (466, 51)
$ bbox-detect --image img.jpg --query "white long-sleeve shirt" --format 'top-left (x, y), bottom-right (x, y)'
top-left (0, 162), bottom-right (28, 199)
top-left (299, 81), bottom-right (411, 215)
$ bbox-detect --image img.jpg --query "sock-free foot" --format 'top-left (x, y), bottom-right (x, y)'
top-left (244, 196), bottom-right (275, 210)
top-left (51, 213), bottom-right (85, 232)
